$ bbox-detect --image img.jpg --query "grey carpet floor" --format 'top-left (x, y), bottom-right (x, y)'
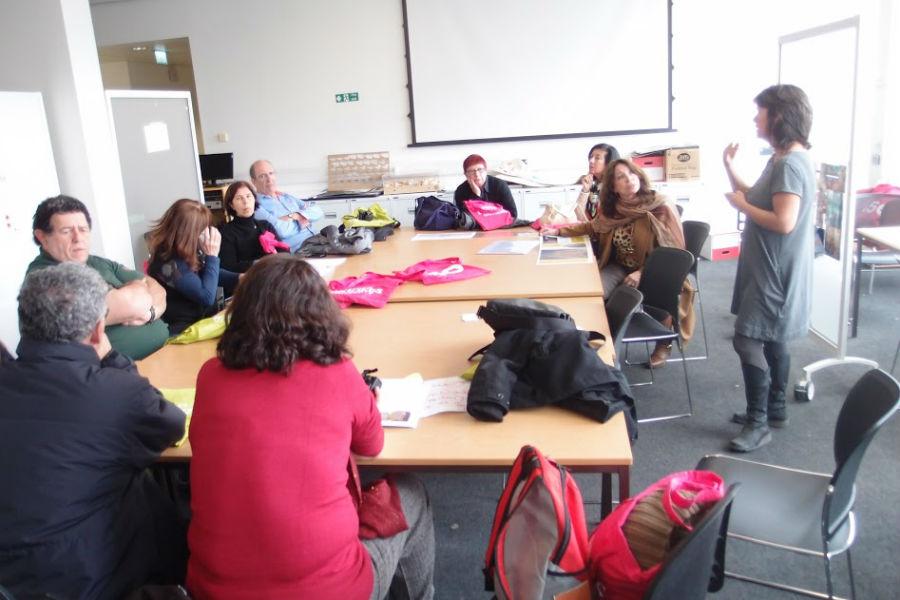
top-left (427, 256), bottom-right (900, 599)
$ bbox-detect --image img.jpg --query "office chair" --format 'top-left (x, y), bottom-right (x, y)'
top-left (859, 197), bottom-right (900, 294)
top-left (677, 221), bottom-right (711, 361)
top-left (603, 285), bottom-right (643, 369)
top-left (697, 368), bottom-right (900, 600)
top-left (643, 484), bottom-right (740, 600)
top-left (620, 246), bottom-right (695, 423)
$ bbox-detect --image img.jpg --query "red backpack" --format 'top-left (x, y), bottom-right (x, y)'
top-left (484, 445), bottom-right (590, 599)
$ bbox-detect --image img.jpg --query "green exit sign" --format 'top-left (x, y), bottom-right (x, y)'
top-left (335, 92), bottom-right (360, 103)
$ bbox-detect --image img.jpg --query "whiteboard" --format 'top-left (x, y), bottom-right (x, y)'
top-left (106, 91), bottom-right (203, 270)
top-left (403, 0), bottom-right (672, 145)
top-left (0, 92), bottom-right (60, 353)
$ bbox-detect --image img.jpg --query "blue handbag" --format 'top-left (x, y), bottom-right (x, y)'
top-left (413, 195), bottom-right (461, 230)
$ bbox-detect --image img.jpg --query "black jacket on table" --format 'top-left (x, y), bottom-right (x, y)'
top-left (218, 216), bottom-right (283, 273)
top-left (0, 339), bottom-right (187, 600)
top-left (454, 174), bottom-right (518, 218)
top-left (466, 328), bottom-right (637, 441)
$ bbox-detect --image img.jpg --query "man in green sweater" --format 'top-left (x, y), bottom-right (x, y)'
top-left (27, 195), bottom-right (169, 359)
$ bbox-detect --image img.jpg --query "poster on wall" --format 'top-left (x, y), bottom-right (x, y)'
top-left (817, 163), bottom-right (846, 260)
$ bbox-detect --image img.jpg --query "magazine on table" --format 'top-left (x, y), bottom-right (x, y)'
top-left (378, 374), bottom-right (469, 428)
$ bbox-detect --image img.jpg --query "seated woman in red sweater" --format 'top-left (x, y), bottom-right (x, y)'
top-left (186, 254), bottom-right (435, 599)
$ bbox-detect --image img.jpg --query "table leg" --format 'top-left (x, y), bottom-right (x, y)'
top-left (852, 234), bottom-right (862, 338)
top-left (601, 473), bottom-right (612, 517)
top-left (600, 467), bottom-right (630, 518)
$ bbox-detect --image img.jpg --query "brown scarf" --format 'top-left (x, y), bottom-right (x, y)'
top-left (588, 192), bottom-right (684, 249)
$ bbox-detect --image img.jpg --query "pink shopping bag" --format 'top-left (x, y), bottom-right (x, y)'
top-left (464, 199), bottom-right (514, 230)
top-left (393, 257), bottom-right (491, 285)
top-left (329, 272), bottom-right (405, 308)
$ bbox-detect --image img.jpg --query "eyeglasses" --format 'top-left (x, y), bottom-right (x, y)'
top-left (465, 167), bottom-right (486, 176)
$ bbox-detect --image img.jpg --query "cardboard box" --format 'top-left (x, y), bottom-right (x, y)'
top-left (631, 154), bottom-right (665, 182)
top-left (665, 147), bottom-right (700, 181)
top-left (701, 231), bottom-right (741, 260)
top-left (382, 173), bottom-right (441, 195)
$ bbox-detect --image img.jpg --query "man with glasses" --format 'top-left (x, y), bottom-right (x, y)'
top-left (250, 159), bottom-right (324, 252)
top-left (453, 154), bottom-right (518, 219)
top-left (27, 195), bottom-right (169, 360)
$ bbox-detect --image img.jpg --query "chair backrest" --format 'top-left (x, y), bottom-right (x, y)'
top-left (636, 247), bottom-right (694, 330)
top-left (643, 484), bottom-right (740, 600)
top-left (880, 197), bottom-right (900, 226)
top-left (605, 285), bottom-right (644, 343)
top-left (826, 369), bottom-right (900, 538)
top-left (681, 221), bottom-right (711, 277)
top-left (604, 286), bottom-right (643, 365)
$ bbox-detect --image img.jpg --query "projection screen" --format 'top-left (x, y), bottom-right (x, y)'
top-left (402, 0), bottom-right (673, 146)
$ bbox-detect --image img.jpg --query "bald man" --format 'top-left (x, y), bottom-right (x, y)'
top-left (250, 159), bottom-right (324, 252)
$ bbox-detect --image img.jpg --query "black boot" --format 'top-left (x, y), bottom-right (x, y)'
top-left (729, 363), bottom-right (772, 452)
top-left (730, 348), bottom-right (791, 428)
top-left (764, 344), bottom-right (790, 425)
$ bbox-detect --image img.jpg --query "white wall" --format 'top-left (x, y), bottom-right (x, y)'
top-left (90, 0), bottom-right (895, 206)
top-left (1, 0), bottom-right (134, 266)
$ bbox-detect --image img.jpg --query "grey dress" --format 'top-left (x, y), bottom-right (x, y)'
top-left (731, 151), bottom-right (815, 341)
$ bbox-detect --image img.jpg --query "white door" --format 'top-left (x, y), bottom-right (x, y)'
top-left (0, 92), bottom-right (60, 353)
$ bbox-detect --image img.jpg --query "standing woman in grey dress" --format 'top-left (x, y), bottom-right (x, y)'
top-left (722, 84), bottom-right (815, 452)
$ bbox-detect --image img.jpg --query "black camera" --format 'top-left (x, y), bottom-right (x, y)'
top-left (361, 368), bottom-right (381, 393)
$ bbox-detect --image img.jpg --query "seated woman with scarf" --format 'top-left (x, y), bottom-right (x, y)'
top-left (543, 159), bottom-right (694, 368)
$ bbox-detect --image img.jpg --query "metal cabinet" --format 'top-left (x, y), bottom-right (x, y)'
top-left (514, 185), bottom-right (580, 221)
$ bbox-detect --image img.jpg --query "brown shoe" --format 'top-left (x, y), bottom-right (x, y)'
top-left (648, 342), bottom-right (672, 369)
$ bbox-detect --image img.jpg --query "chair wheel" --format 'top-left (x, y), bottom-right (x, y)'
top-left (794, 380), bottom-right (815, 402)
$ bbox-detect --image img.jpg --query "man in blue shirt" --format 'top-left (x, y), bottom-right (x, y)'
top-left (250, 159), bottom-right (324, 252)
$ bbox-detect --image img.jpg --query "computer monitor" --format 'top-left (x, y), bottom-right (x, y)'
top-left (199, 152), bottom-right (233, 186)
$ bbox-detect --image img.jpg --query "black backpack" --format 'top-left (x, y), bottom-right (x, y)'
top-left (413, 196), bottom-right (475, 230)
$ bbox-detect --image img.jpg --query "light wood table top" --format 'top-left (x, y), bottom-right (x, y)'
top-left (143, 297), bottom-right (627, 469)
top-left (857, 226), bottom-right (900, 251)
top-left (332, 228), bottom-right (605, 301)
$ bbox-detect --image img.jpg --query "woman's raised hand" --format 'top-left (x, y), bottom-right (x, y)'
top-left (201, 226), bottom-right (222, 257)
top-left (580, 174), bottom-right (594, 193)
top-left (723, 143), bottom-right (739, 168)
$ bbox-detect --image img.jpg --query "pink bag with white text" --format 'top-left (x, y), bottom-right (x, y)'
top-left (464, 200), bottom-right (514, 230)
top-left (393, 257), bottom-right (491, 285)
top-left (329, 272), bottom-right (405, 308)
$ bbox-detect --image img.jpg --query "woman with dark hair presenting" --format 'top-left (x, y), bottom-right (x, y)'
top-left (724, 84), bottom-right (815, 452)
top-left (186, 254), bottom-right (435, 599)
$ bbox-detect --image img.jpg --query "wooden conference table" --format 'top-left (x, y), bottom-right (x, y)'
top-left (330, 228), bottom-right (607, 301)
top-left (141, 229), bottom-right (631, 514)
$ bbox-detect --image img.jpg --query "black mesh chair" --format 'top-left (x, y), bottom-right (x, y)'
top-left (603, 285), bottom-right (643, 369)
top-left (621, 246), bottom-right (695, 423)
top-left (679, 221), bottom-right (711, 360)
top-left (643, 484), bottom-right (740, 600)
top-left (697, 369), bottom-right (900, 599)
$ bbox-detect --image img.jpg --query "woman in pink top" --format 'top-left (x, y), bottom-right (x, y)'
top-left (186, 254), bottom-right (435, 599)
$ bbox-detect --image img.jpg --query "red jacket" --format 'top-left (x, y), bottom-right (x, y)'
top-left (186, 357), bottom-right (383, 599)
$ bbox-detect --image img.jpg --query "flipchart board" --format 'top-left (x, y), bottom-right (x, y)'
top-left (106, 91), bottom-right (203, 271)
top-left (0, 92), bottom-right (60, 354)
top-left (780, 18), bottom-right (858, 352)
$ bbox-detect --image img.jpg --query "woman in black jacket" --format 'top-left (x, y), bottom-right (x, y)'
top-left (218, 180), bottom-right (288, 272)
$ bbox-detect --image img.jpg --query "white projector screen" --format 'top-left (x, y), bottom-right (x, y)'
top-left (403, 0), bottom-right (673, 146)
